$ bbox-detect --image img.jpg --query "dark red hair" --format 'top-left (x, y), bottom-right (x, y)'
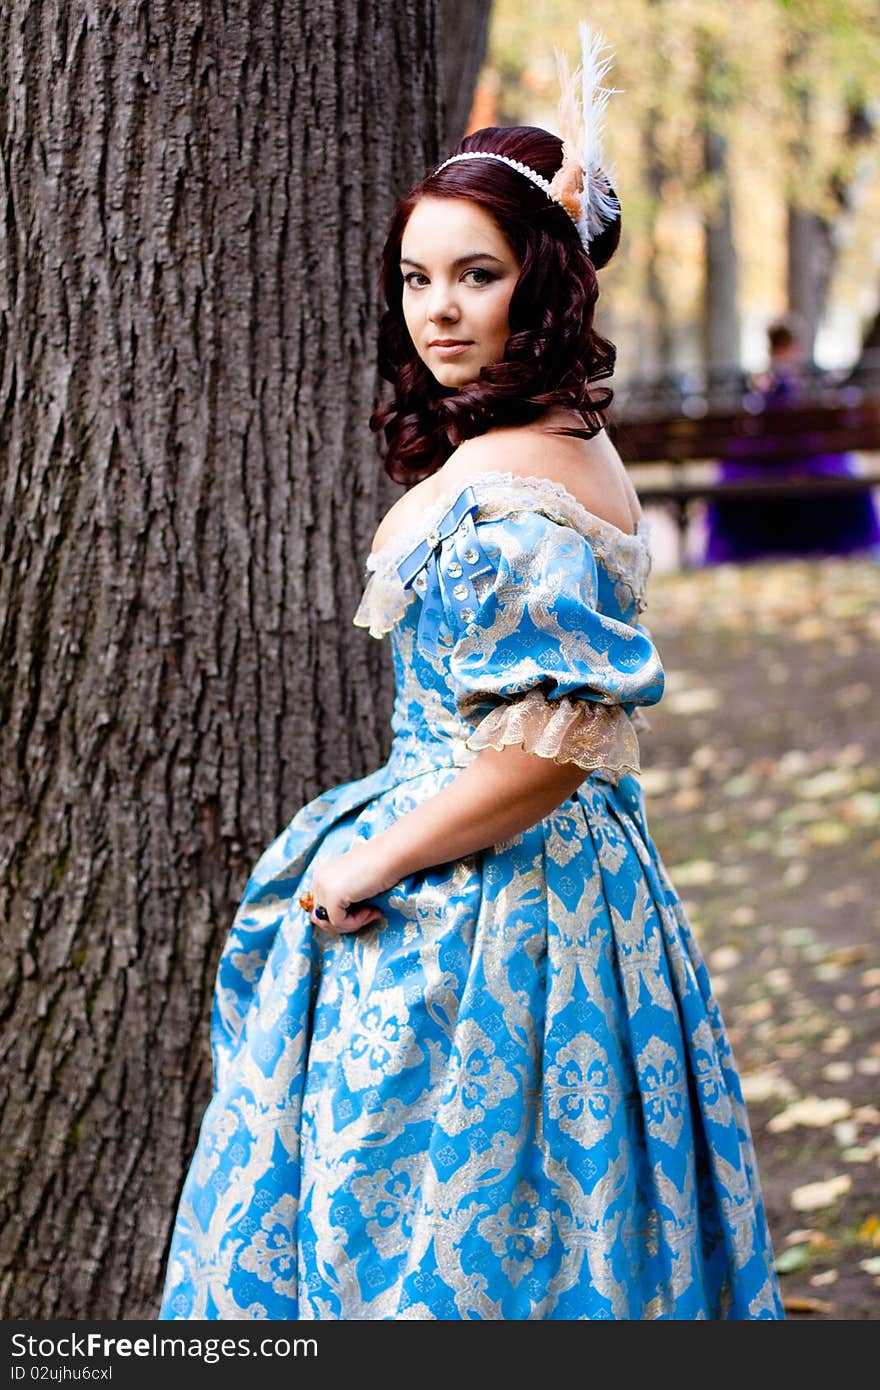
top-left (369, 125), bottom-right (622, 486)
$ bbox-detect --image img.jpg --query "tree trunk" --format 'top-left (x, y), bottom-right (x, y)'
top-left (0, 0), bottom-right (447, 1318)
top-left (848, 290), bottom-right (880, 387)
top-left (787, 98), bottom-right (874, 364)
top-left (698, 38), bottom-right (740, 382)
top-left (436, 0), bottom-right (492, 146)
top-left (786, 204), bottom-right (833, 363)
top-left (643, 113), bottom-right (675, 377)
top-left (701, 132), bottom-right (740, 379)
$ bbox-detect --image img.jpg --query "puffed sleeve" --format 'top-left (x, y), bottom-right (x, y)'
top-left (443, 509), bottom-right (665, 781)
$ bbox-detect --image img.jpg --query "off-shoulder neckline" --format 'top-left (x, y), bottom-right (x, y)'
top-left (366, 469), bottom-right (651, 573)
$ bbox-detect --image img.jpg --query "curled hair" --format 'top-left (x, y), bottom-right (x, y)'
top-left (370, 125), bottom-right (622, 486)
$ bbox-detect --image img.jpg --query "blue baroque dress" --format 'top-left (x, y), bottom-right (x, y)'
top-left (159, 470), bottom-right (783, 1321)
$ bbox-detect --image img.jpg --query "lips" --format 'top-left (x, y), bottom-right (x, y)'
top-left (429, 340), bottom-right (473, 359)
top-left (429, 339), bottom-right (472, 347)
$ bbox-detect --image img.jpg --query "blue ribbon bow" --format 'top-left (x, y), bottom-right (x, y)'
top-left (396, 484), bottom-right (496, 657)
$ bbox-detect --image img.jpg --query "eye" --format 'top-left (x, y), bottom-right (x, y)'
top-left (402, 271), bottom-right (428, 289)
top-left (463, 267), bottom-right (496, 285)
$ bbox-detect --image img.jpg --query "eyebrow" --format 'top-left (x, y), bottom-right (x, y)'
top-left (399, 252), bottom-right (505, 269)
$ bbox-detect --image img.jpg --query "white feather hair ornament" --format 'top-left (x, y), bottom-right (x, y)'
top-left (546, 22), bottom-right (621, 248)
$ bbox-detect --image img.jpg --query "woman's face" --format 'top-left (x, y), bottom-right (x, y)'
top-left (399, 196), bottom-right (521, 390)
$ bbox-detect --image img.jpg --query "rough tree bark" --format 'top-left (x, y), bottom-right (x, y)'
top-left (0, 0), bottom-right (463, 1319)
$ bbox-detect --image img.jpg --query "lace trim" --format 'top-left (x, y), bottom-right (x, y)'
top-left (354, 471), bottom-right (653, 638)
top-left (463, 690), bottom-right (643, 785)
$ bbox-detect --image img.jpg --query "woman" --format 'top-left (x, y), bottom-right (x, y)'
top-left (159, 101), bottom-right (783, 1319)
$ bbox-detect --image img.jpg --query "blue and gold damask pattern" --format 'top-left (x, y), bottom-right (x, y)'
top-left (159, 472), bottom-right (783, 1320)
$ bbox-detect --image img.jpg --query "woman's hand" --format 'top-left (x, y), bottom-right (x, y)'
top-left (304, 840), bottom-right (396, 934)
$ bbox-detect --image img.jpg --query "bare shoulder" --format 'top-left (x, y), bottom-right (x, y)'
top-left (439, 412), bottom-right (642, 535)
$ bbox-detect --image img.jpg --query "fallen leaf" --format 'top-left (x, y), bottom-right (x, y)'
top-left (832, 1120), bottom-right (858, 1147)
top-left (809, 1270), bottom-right (838, 1287)
top-left (667, 858), bottom-right (716, 887)
top-left (804, 1232), bottom-right (834, 1251)
top-left (782, 1295), bottom-right (834, 1314)
top-left (640, 768), bottom-right (674, 797)
top-left (740, 1070), bottom-right (796, 1104)
top-left (665, 687), bottom-right (720, 715)
top-left (806, 821), bottom-right (851, 847)
top-left (825, 944), bottom-right (871, 967)
top-left (739, 998), bottom-right (774, 1024)
top-left (821, 1026), bottom-right (852, 1055)
top-left (784, 1229), bottom-right (815, 1246)
top-left (730, 905), bottom-right (756, 927)
top-left (814, 962), bottom-right (844, 982)
top-left (775, 1245), bottom-right (810, 1275)
top-left (768, 1097), bottom-right (852, 1133)
top-left (790, 1175), bottom-right (851, 1212)
top-left (708, 945), bottom-right (742, 972)
top-left (764, 968), bottom-right (792, 993)
top-left (857, 1216), bottom-right (880, 1248)
top-left (859, 1257), bottom-right (880, 1276)
top-left (854, 1106), bottom-right (880, 1124)
top-left (798, 769), bottom-right (857, 799)
top-left (822, 1062), bottom-right (853, 1083)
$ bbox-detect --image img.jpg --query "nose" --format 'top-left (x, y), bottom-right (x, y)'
top-left (426, 281), bottom-right (461, 326)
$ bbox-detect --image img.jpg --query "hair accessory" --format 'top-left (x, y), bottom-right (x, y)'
top-left (433, 23), bottom-right (620, 252)
top-left (547, 23), bottom-right (621, 247)
top-left (434, 151), bottom-right (564, 208)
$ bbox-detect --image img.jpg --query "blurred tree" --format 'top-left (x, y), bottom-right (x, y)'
top-left (696, 18), bottom-right (741, 376)
top-left (781, 2), bottom-right (878, 362)
top-left (485, 0), bottom-right (880, 379)
top-left (0, 0), bottom-right (465, 1318)
top-left (438, 0), bottom-right (493, 144)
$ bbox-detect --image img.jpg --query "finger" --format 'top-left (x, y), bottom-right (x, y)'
top-left (313, 906), bottom-right (380, 934)
top-left (343, 905), bottom-right (383, 929)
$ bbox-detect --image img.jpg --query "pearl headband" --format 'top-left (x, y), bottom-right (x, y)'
top-left (434, 151), bottom-right (567, 213)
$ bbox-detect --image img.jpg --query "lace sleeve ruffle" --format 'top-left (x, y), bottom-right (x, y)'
top-left (463, 689), bottom-right (644, 781)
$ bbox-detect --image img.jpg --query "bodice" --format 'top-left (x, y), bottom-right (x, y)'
top-left (352, 472), bottom-right (659, 786)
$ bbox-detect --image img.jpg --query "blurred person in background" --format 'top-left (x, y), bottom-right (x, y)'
top-left (703, 317), bottom-right (880, 564)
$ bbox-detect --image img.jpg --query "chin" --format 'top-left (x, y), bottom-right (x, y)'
top-left (429, 363), bottom-right (483, 390)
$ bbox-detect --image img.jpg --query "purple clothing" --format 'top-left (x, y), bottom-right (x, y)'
top-left (703, 373), bottom-right (880, 563)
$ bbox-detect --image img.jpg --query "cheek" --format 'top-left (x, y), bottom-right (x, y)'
top-left (484, 287), bottom-right (514, 341)
top-left (401, 297), bottom-right (415, 337)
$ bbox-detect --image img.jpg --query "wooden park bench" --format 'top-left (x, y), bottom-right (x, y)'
top-left (609, 394), bottom-right (880, 567)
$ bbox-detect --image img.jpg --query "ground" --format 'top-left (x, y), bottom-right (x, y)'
top-left (644, 555), bottom-right (880, 1320)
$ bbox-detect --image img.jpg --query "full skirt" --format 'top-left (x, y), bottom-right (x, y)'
top-left (158, 762), bottom-right (783, 1320)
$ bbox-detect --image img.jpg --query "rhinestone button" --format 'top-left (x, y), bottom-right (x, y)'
top-left (415, 573), bottom-right (426, 590)
top-left (427, 528), bottom-right (441, 551)
top-left (453, 582), bottom-right (468, 600)
top-left (463, 547), bottom-right (479, 564)
top-left (460, 607), bottom-right (475, 622)
top-left (447, 560), bottom-right (462, 577)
